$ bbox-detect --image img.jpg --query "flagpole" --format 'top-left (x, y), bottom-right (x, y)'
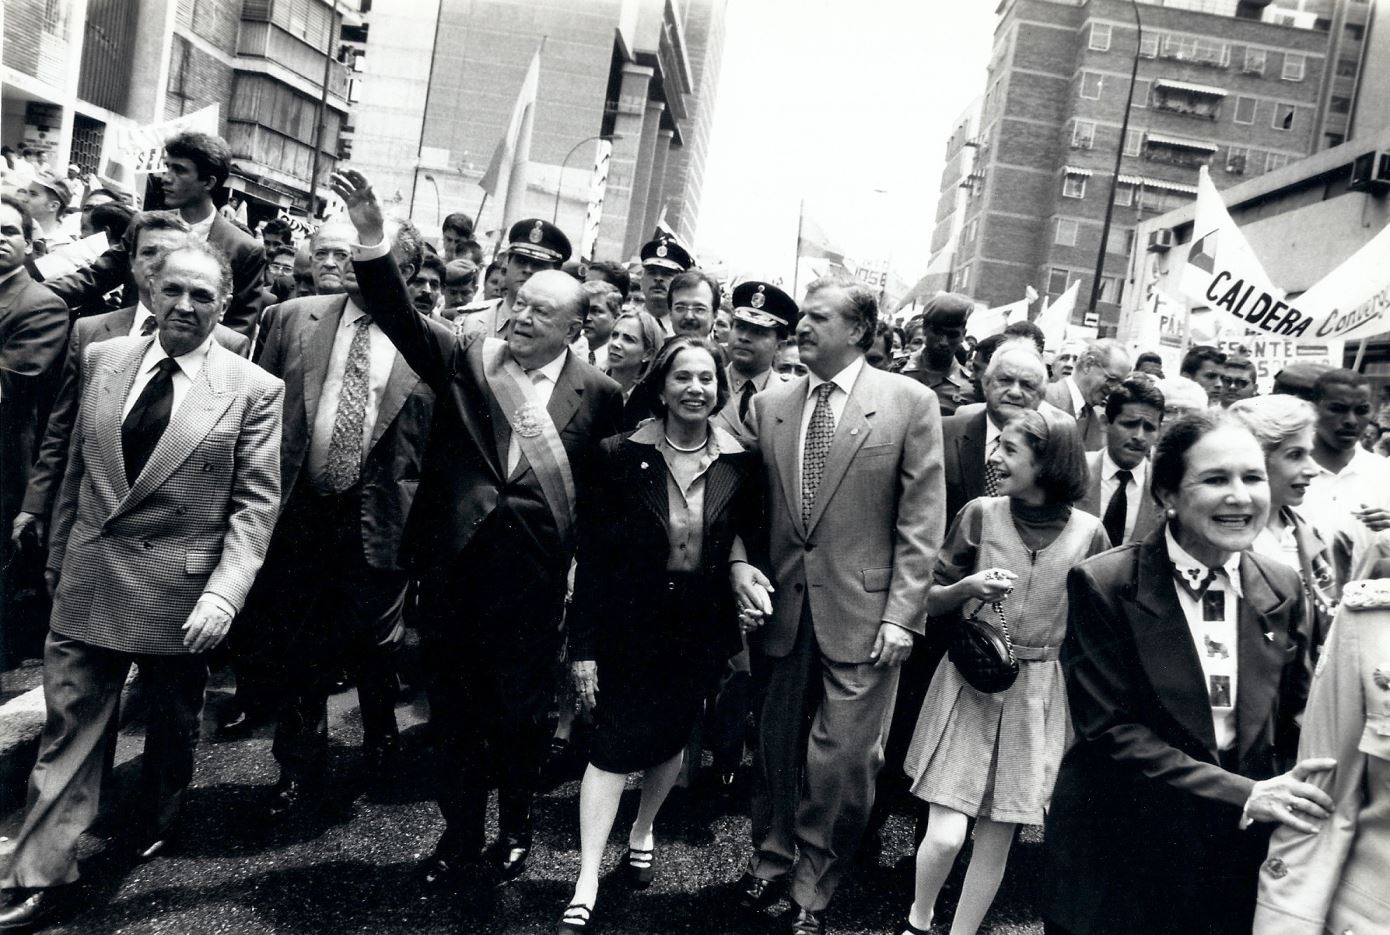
top-left (409, 0), bottom-right (446, 221)
top-left (793, 198), bottom-right (805, 299)
top-left (1353, 336), bottom-right (1368, 371)
top-left (1088, 0), bottom-right (1142, 326)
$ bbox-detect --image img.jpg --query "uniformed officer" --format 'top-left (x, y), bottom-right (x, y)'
top-left (637, 234), bottom-right (694, 336)
top-left (899, 292), bottom-right (977, 417)
top-left (710, 280), bottom-right (797, 443)
top-left (456, 218), bottom-right (571, 338)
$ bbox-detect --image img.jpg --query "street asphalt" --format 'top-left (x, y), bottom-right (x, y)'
top-left (0, 674), bottom-right (1046, 935)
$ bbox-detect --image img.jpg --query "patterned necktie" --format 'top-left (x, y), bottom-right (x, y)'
top-left (1103, 468), bottom-right (1132, 545)
top-left (1175, 565), bottom-right (1220, 601)
top-left (738, 380), bottom-right (757, 423)
top-left (122, 358), bottom-right (180, 484)
top-left (323, 316), bottom-right (373, 493)
top-left (984, 437), bottom-right (1001, 497)
top-left (139, 316), bottom-right (158, 336)
top-left (801, 383), bottom-right (836, 529)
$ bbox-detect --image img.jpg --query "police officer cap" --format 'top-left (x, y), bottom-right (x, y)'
top-left (640, 235), bottom-right (693, 272)
top-left (922, 292), bottom-right (973, 328)
top-left (506, 218), bottom-right (571, 264)
top-left (731, 280), bottom-right (798, 332)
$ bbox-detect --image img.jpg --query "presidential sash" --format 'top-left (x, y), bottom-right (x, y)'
top-left (481, 338), bottom-right (577, 549)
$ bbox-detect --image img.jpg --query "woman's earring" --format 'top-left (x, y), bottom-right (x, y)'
top-left (1165, 508), bottom-right (1177, 518)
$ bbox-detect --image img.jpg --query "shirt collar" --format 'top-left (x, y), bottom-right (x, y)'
top-left (986, 412), bottom-right (1003, 447)
top-left (133, 301), bottom-right (154, 330)
top-left (141, 332), bottom-right (215, 383)
top-left (631, 419), bottom-right (745, 455)
top-left (1064, 375), bottom-right (1086, 414)
top-left (183, 207), bottom-right (216, 242)
top-left (342, 297), bottom-right (369, 326)
top-left (1100, 447), bottom-right (1147, 484)
top-left (526, 348), bottom-right (568, 385)
top-left (0, 266), bottom-right (25, 288)
top-left (1164, 526), bottom-right (1244, 597)
top-left (806, 355), bottom-right (865, 402)
top-left (729, 365), bottom-right (769, 394)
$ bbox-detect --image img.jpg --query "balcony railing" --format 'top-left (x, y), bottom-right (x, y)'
top-left (237, 20), bottom-right (348, 98)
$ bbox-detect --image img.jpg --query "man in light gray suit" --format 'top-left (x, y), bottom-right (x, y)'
top-left (1077, 376), bottom-right (1166, 546)
top-left (11, 212), bottom-right (250, 549)
top-left (731, 278), bottom-right (945, 935)
top-left (0, 240), bottom-right (282, 931)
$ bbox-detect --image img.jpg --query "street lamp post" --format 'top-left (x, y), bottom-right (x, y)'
top-left (552, 134), bottom-right (618, 224)
top-left (1088, 0), bottom-right (1143, 323)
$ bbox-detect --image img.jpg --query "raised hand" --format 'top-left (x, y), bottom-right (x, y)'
top-left (328, 169), bottom-right (385, 246)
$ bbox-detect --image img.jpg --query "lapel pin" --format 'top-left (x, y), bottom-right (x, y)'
top-left (640, 461), bottom-right (649, 470)
top-left (850, 428), bottom-right (859, 436)
top-left (1264, 631), bottom-right (1275, 642)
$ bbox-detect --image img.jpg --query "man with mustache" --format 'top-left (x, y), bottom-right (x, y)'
top-left (636, 234), bottom-right (693, 336)
top-left (1079, 376), bottom-right (1166, 545)
top-left (408, 253), bottom-right (446, 317)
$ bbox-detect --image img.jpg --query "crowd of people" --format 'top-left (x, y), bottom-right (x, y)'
top-left (1, 130), bottom-right (1389, 935)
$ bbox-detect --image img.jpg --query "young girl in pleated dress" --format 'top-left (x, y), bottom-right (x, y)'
top-left (899, 408), bottom-right (1112, 935)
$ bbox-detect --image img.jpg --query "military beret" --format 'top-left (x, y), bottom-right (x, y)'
top-left (506, 218), bottom-right (571, 264)
top-left (731, 280), bottom-right (798, 332)
top-left (32, 171), bottom-right (75, 209)
top-left (640, 236), bottom-right (693, 272)
top-left (922, 292), bottom-right (974, 327)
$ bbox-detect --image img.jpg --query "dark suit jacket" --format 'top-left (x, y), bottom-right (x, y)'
top-left (351, 250), bottom-right (623, 600)
top-left (1076, 450), bottom-right (1160, 545)
top-left (255, 293), bottom-right (434, 570)
top-left (0, 269), bottom-right (69, 527)
top-left (44, 213), bottom-right (266, 337)
top-left (568, 424), bottom-right (763, 666)
top-left (1044, 530), bottom-right (1309, 935)
top-left (20, 306), bottom-right (249, 525)
top-left (941, 407), bottom-right (988, 523)
top-left (1044, 377), bottom-right (1104, 451)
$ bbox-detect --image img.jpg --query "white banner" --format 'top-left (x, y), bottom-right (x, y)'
top-left (580, 140), bottom-right (612, 261)
top-left (1179, 166), bottom-right (1390, 343)
top-left (1036, 281), bottom-right (1080, 348)
top-left (110, 105), bottom-right (221, 176)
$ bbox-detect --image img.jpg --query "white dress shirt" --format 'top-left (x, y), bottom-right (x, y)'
top-left (590, 341), bottom-right (610, 373)
top-left (1165, 528), bottom-right (1242, 751)
top-left (506, 349), bottom-right (568, 474)
top-left (1098, 449), bottom-right (1149, 542)
top-left (184, 207), bottom-right (216, 243)
top-left (306, 300), bottom-right (399, 487)
top-left (122, 334), bottom-right (214, 420)
top-left (1302, 446), bottom-right (1390, 572)
top-left (797, 355), bottom-right (866, 495)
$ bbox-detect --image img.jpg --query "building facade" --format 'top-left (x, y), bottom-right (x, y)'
top-left (2, 0), bottom-right (351, 222)
top-left (941, 0), bottom-right (1374, 331)
top-left (346, 0), bottom-right (725, 260)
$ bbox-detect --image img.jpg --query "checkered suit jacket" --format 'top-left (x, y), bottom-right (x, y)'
top-left (46, 336), bottom-right (284, 655)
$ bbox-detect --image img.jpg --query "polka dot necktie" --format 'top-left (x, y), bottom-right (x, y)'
top-left (323, 316), bottom-right (373, 493)
top-left (984, 438), bottom-right (1001, 497)
top-left (801, 383), bottom-right (836, 530)
top-left (140, 316), bottom-right (158, 337)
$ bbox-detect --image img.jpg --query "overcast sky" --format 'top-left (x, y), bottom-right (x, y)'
top-left (697, 0), bottom-right (998, 289)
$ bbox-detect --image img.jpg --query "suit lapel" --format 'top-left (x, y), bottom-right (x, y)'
top-left (114, 345), bottom-right (235, 516)
top-left (95, 338), bottom-right (151, 500)
top-left (961, 412), bottom-right (985, 500)
top-left (773, 380), bottom-right (807, 538)
top-left (368, 348), bottom-right (418, 451)
top-left (632, 445), bottom-right (669, 530)
top-left (1235, 554), bottom-right (1292, 758)
top-left (301, 296), bottom-right (347, 430)
top-left (105, 307), bottom-right (136, 338)
top-left (0, 268), bottom-right (31, 311)
top-left (547, 352), bottom-right (584, 434)
top-left (806, 371), bottom-right (874, 536)
top-left (1128, 533), bottom-right (1221, 756)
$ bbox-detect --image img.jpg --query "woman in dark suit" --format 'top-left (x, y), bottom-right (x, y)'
top-left (555, 337), bottom-right (762, 934)
top-left (1043, 411), bottom-right (1335, 935)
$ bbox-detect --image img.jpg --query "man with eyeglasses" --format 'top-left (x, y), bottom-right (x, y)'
top-left (1042, 338), bottom-right (1131, 451)
top-left (667, 268), bottom-right (722, 340)
top-left (1221, 355), bottom-right (1258, 406)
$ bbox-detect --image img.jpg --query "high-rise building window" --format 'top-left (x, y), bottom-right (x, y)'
top-left (1225, 146), bottom-right (1249, 175)
top-left (1098, 275), bottom-right (1124, 304)
top-left (1336, 58), bottom-right (1359, 78)
top-left (1132, 79), bottom-right (1150, 107)
top-left (1233, 96), bottom-right (1257, 125)
top-left (1281, 53), bottom-right (1305, 81)
top-left (1124, 129), bottom-right (1143, 156)
top-left (1325, 133), bottom-right (1345, 147)
top-left (1048, 268), bottom-right (1072, 294)
top-left (1330, 96), bottom-right (1351, 114)
top-left (1089, 23), bottom-right (1112, 52)
top-left (1063, 174), bottom-right (1087, 199)
top-left (1081, 72), bottom-right (1104, 100)
top-left (956, 264), bottom-right (971, 290)
top-left (1139, 34), bottom-right (1159, 58)
top-left (1242, 48), bottom-right (1266, 75)
top-left (1055, 218), bottom-right (1079, 246)
top-left (1072, 120), bottom-right (1097, 149)
top-left (1265, 152), bottom-right (1291, 173)
top-left (1115, 181), bottom-right (1135, 206)
top-left (1345, 23), bottom-right (1364, 41)
top-left (1272, 102), bottom-right (1296, 131)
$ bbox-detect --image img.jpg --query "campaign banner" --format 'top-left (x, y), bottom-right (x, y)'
top-left (1178, 167), bottom-right (1390, 343)
top-left (110, 106), bottom-right (221, 176)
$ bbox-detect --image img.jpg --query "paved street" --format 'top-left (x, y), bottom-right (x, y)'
top-left (0, 673), bottom-right (1046, 935)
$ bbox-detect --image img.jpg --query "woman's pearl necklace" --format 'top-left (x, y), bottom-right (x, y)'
top-left (664, 432), bottom-right (707, 453)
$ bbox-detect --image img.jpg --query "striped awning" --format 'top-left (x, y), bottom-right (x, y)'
top-left (1145, 132), bottom-right (1218, 153)
top-left (1153, 78), bottom-right (1227, 98)
top-left (1063, 165), bottom-right (1093, 176)
top-left (1117, 174), bottom-right (1198, 195)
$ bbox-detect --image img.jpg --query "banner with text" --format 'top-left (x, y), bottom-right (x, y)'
top-left (110, 106), bottom-right (221, 176)
top-left (1178, 166), bottom-right (1390, 343)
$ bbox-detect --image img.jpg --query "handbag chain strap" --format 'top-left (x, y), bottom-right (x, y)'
top-left (967, 585), bottom-right (1016, 661)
